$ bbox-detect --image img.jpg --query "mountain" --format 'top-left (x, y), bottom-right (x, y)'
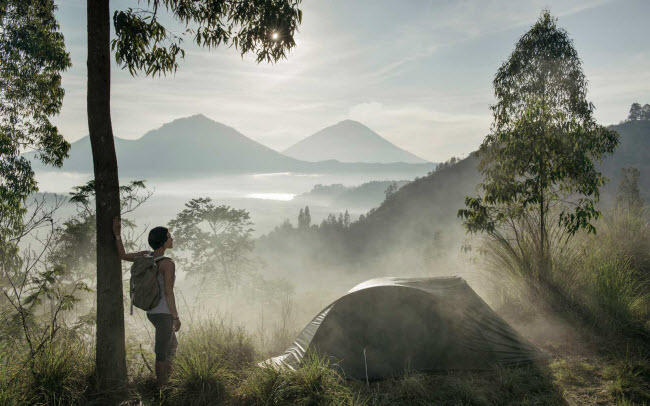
top-left (28, 114), bottom-right (301, 176)
top-left (283, 120), bottom-right (428, 164)
top-left (26, 115), bottom-right (433, 177)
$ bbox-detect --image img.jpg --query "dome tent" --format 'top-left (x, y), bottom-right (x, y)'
top-left (264, 277), bottom-right (542, 380)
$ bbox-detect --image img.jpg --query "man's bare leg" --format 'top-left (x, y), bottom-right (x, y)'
top-left (155, 360), bottom-right (171, 387)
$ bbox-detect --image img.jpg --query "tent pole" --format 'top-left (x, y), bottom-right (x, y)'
top-left (363, 347), bottom-right (369, 387)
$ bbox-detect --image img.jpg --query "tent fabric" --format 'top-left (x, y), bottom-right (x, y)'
top-left (263, 276), bottom-right (542, 380)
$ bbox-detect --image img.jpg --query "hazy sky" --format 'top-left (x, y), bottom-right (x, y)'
top-left (54, 0), bottom-right (650, 162)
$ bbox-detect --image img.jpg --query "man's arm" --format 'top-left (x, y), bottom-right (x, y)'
top-left (161, 260), bottom-right (181, 331)
top-left (113, 216), bottom-right (148, 262)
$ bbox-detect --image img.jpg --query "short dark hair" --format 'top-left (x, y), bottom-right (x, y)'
top-left (148, 226), bottom-right (169, 250)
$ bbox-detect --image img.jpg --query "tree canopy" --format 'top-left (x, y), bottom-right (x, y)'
top-left (0, 0), bottom-right (71, 236)
top-left (112, 0), bottom-right (303, 76)
top-left (627, 103), bottom-right (650, 121)
top-left (459, 11), bottom-right (619, 241)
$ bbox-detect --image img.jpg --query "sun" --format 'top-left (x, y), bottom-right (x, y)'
top-left (272, 32), bottom-right (279, 40)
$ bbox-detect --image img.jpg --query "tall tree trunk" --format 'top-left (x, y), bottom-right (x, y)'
top-left (539, 191), bottom-right (546, 272)
top-left (538, 149), bottom-right (546, 284)
top-left (87, 0), bottom-right (127, 397)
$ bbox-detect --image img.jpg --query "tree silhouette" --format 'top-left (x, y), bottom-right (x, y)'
top-left (628, 103), bottom-right (643, 121)
top-left (627, 103), bottom-right (650, 121)
top-left (168, 198), bottom-right (254, 288)
top-left (459, 10), bottom-right (618, 276)
top-left (616, 167), bottom-right (643, 210)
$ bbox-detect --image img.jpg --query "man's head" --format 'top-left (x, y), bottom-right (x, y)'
top-left (148, 226), bottom-right (173, 250)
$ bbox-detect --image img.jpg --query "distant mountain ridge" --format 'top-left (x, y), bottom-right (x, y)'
top-left (26, 115), bottom-right (433, 178)
top-left (294, 180), bottom-right (411, 208)
top-left (283, 120), bottom-right (428, 164)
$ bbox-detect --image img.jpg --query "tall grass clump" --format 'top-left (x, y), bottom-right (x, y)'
top-left (581, 253), bottom-right (649, 333)
top-left (235, 354), bottom-right (357, 406)
top-left (0, 343), bottom-right (28, 406)
top-left (168, 317), bottom-right (255, 405)
top-left (27, 339), bottom-right (93, 406)
top-left (572, 207), bottom-right (650, 335)
top-left (479, 212), bottom-right (581, 317)
top-left (481, 206), bottom-right (650, 336)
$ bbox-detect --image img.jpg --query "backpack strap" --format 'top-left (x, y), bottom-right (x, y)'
top-left (153, 256), bottom-right (170, 268)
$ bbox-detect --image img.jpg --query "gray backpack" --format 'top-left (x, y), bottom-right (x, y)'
top-left (129, 255), bottom-right (168, 314)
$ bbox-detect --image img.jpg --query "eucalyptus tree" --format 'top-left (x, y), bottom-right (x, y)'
top-left (86, 0), bottom-right (302, 394)
top-left (0, 0), bottom-right (70, 240)
top-left (458, 11), bottom-right (619, 280)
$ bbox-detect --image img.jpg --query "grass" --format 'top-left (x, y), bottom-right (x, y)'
top-left (0, 316), bottom-right (648, 406)
top-left (235, 354), bottom-right (357, 406)
top-left (130, 316), bottom-right (256, 406)
top-left (1, 209), bottom-right (649, 405)
top-left (0, 338), bottom-right (93, 406)
top-left (602, 356), bottom-right (650, 404)
top-left (350, 364), bottom-right (566, 406)
top-left (29, 340), bottom-right (93, 406)
top-left (483, 207), bottom-right (650, 339)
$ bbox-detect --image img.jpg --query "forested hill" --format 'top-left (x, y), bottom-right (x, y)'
top-left (600, 119), bottom-right (650, 197)
top-left (348, 119), bottom-right (650, 251)
top-left (293, 179), bottom-right (411, 208)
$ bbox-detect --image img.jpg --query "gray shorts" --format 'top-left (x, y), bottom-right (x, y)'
top-left (147, 313), bottom-right (178, 362)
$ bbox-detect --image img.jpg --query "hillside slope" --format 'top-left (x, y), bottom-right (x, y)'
top-left (349, 119), bottom-right (650, 254)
